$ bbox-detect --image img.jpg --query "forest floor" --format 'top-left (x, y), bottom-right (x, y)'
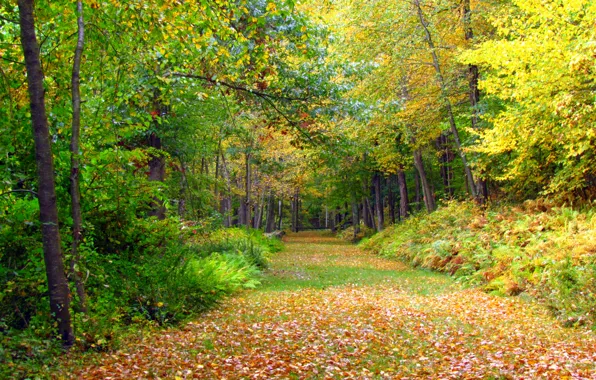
top-left (59, 232), bottom-right (596, 379)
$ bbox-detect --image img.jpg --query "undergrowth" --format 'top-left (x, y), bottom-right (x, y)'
top-left (361, 200), bottom-right (596, 328)
top-left (0, 221), bottom-right (281, 378)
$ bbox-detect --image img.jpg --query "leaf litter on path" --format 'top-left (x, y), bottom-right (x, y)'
top-left (61, 232), bottom-right (596, 379)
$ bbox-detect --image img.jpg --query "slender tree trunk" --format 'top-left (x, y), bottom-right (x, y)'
top-left (68, 0), bottom-right (87, 314)
top-left (373, 173), bottom-right (383, 231)
top-left (352, 201), bottom-right (360, 239)
top-left (291, 188), bottom-right (299, 232)
top-left (387, 175), bottom-right (396, 224)
top-left (414, 169), bottom-right (422, 211)
top-left (244, 153), bottom-right (251, 228)
top-left (397, 170), bottom-right (409, 220)
top-left (254, 190), bottom-right (265, 229)
top-left (19, 0), bottom-right (74, 348)
top-left (414, 0), bottom-right (476, 197)
top-left (364, 197), bottom-right (375, 230)
top-left (463, 0), bottom-right (488, 203)
top-left (219, 150), bottom-right (232, 227)
top-left (413, 149), bottom-right (436, 212)
top-left (330, 209), bottom-right (336, 232)
top-left (265, 192), bottom-right (275, 233)
top-left (277, 198), bottom-right (283, 230)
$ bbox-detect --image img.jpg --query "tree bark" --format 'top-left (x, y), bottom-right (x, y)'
top-left (277, 198), bottom-right (283, 230)
top-left (413, 149), bottom-right (436, 212)
top-left (387, 175), bottom-right (396, 224)
top-left (19, 0), bottom-right (74, 348)
top-left (414, 0), bottom-right (477, 197)
top-left (68, 0), bottom-right (87, 313)
top-left (265, 192), bottom-right (275, 233)
top-left (352, 201), bottom-right (360, 239)
top-left (373, 173), bottom-right (383, 231)
top-left (364, 197), bottom-right (375, 230)
top-left (397, 170), bottom-right (409, 220)
top-left (219, 150), bottom-right (232, 227)
top-left (291, 188), bottom-right (299, 232)
top-left (244, 153), bottom-right (251, 228)
top-left (148, 131), bottom-right (165, 219)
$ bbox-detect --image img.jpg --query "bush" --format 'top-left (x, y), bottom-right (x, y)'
top-left (362, 200), bottom-right (596, 327)
top-left (0, 218), bottom-right (280, 377)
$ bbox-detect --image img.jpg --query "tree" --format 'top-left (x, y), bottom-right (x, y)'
top-left (18, 0), bottom-right (74, 348)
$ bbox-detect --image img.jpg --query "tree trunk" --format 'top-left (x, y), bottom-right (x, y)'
top-left (414, 169), bottom-right (422, 211)
top-left (68, 0), bottom-right (87, 314)
top-left (277, 198), bottom-right (283, 230)
top-left (19, 0), bottom-right (74, 348)
top-left (352, 201), bottom-right (360, 239)
top-left (219, 150), bottom-right (232, 227)
top-left (254, 191), bottom-right (265, 229)
top-left (414, 0), bottom-right (476, 197)
top-left (291, 188), bottom-right (299, 232)
top-left (265, 192), bottom-right (275, 233)
top-left (364, 197), bottom-right (375, 230)
top-left (387, 175), bottom-right (396, 224)
top-left (413, 149), bottom-right (436, 212)
top-left (373, 173), bottom-right (383, 231)
top-left (463, 0), bottom-right (489, 203)
top-left (397, 170), bottom-right (409, 220)
top-left (244, 153), bottom-right (251, 228)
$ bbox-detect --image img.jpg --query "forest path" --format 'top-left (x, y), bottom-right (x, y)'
top-left (64, 232), bottom-right (596, 379)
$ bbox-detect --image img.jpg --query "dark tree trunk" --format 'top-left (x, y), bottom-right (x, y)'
top-left (243, 153), bottom-right (251, 228)
top-left (330, 209), bottom-right (336, 232)
top-left (265, 192), bottom-right (275, 233)
top-left (387, 175), bottom-right (396, 224)
top-left (397, 170), bottom-right (409, 220)
top-left (352, 201), bottom-right (360, 239)
top-left (373, 173), bottom-right (383, 231)
top-left (68, 0), bottom-right (87, 313)
top-left (364, 197), bottom-right (375, 230)
top-left (413, 149), bottom-right (436, 212)
top-left (19, 0), bottom-right (74, 348)
top-left (291, 188), bottom-right (299, 232)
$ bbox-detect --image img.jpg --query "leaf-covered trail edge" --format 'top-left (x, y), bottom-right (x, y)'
top-left (60, 232), bottom-right (596, 379)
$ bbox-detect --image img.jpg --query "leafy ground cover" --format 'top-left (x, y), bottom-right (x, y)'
top-left (56, 231), bottom-right (596, 379)
top-left (362, 200), bottom-right (596, 327)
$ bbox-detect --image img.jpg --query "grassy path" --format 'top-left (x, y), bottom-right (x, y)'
top-left (63, 232), bottom-right (596, 379)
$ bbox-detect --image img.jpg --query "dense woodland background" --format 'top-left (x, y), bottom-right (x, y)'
top-left (1, 0), bottom-right (596, 375)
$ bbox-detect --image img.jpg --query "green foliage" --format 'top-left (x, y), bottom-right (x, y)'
top-left (0, 219), bottom-right (279, 377)
top-left (362, 200), bottom-right (596, 327)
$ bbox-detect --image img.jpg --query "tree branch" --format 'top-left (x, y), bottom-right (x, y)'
top-left (170, 72), bottom-right (310, 102)
top-left (0, 189), bottom-right (38, 197)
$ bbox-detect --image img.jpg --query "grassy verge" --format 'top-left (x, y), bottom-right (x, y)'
top-left (361, 200), bottom-right (596, 328)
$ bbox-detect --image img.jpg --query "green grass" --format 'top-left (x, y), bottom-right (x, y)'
top-left (259, 234), bottom-right (456, 296)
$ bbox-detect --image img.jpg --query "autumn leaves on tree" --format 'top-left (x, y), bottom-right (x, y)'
top-left (2, 0), bottom-right (596, 359)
